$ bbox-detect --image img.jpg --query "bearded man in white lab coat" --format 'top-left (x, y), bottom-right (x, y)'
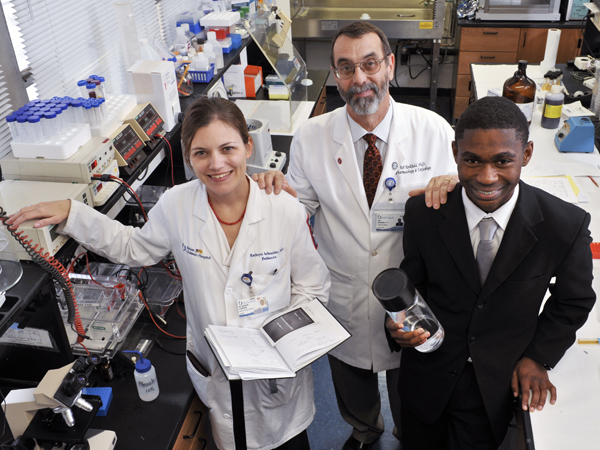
top-left (255, 21), bottom-right (457, 450)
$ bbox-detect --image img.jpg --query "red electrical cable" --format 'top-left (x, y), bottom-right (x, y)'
top-left (2, 220), bottom-right (88, 343)
top-left (155, 134), bottom-right (175, 187)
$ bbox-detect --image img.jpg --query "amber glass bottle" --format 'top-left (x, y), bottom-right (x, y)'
top-left (502, 60), bottom-right (536, 125)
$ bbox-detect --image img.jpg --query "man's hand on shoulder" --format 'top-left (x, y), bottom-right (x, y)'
top-left (252, 171), bottom-right (297, 197)
top-left (385, 316), bottom-right (429, 348)
top-left (511, 356), bottom-right (557, 413)
top-left (409, 175), bottom-right (459, 209)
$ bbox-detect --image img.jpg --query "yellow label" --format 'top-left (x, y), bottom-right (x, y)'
top-left (419, 22), bottom-right (433, 29)
top-left (544, 104), bottom-right (563, 119)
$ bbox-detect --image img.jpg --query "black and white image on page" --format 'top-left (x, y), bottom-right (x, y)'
top-left (262, 308), bottom-right (314, 343)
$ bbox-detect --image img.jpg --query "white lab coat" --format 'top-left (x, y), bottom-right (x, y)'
top-left (60, 178), bottom-right (331, 450)
top-left (287, 99), bottom-right (455, 372)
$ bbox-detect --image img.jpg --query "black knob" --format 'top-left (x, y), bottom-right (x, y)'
top-left (270, 163), bottom-right (276, 168)
top-left (557, 133), bottom-right (564, 139)
top-left (275, 152), bottom-right (282, 157)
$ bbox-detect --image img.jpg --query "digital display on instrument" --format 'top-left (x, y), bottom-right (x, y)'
top-left (135, 103), bottom-right (164, 138)
top-left (113, 125), bottom-right (144, 163)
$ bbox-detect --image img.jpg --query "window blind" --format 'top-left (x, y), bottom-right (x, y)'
top-left (5, 0), bottom-right (163, 100)
top-left (0, 65), bottom-right (13, 160)
top-left (157, 0), bottom-right (199, 47)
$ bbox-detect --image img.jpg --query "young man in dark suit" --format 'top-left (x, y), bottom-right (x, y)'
top-left (386, 96), bottom-right (596, 449)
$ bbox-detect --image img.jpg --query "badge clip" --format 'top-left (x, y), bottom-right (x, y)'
top-left (241, 271), bottom-right (254, 296)
top-left (385, 177), bottom-right (396, 204)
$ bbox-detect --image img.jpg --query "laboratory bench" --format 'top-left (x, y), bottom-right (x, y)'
top-left (453, 19), bottom-right (584, 120)
top-left (0, 36), bottom-right (330, 448)
top-left (0, 271), bottom-right (204, 450)
top-left (469, 62), bottom-right (600, 449)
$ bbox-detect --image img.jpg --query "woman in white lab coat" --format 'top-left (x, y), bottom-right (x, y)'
top-left (8, 97), bottom-right (331, 450)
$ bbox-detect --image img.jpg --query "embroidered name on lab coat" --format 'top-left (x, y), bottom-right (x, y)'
top-left (250, 248), bottom-right (284, 261)
top-left (395, 161), bottom-right (432, 175)
top-left (182, 244), bottom-right (211, 259)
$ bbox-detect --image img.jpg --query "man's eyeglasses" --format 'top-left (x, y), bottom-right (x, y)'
top-left (333, 54), bottom-right (390, 80)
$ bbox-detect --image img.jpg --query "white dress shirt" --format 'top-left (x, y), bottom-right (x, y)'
top-left (347, 98), bottom-right (394, 177)
top-left (462, 184), bottom-right (520, 258)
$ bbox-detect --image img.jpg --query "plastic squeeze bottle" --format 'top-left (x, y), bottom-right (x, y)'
top-left (123, 350), bottom-right (160, 401)
top-left (207, 31), bottom-right (224, 69)
top-left (541, 84), bottom-right (564, 130)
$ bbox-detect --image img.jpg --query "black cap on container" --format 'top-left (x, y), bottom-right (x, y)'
top-left (371, 268), bottom-right (415, 312)
top-left (518, 60), bottom-right (528, 69)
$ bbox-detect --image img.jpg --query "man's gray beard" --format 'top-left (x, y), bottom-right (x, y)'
top-left (337, 79), bottom-right (388, 116)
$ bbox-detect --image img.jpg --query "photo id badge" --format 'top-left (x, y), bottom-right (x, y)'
top-left (237, 296), bottom-right (269, 317)
top-left (372, 203), bottom-right (405, 232)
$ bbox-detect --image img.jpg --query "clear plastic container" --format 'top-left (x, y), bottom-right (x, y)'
top-left (71, 100), bottom-right (86, 124)
top-left (57, 272), bottom-right (143, 358)
top-left (15, 115), bottom-right (29, 142)
top-left (50, 108), bottom-right (66, 133)
top-left (372, 268), bottom-right (445, 353)
top-left (202, 41), bottom-right (217, 67)
top-left (99, 98), bottom-right (107, 121)
top-left (6, 114), bottom-right (19, 141)
top-left (131, 266), bottom-right (182, 317)
top-left (173, 26), bottom-right (190, 56)
top-left (207, 31), bottom-right (224, 69)
top-left (0, 230), bottom-right (23, 292)
top-left (57, 102), bottom-right (73, 124)
top-left (41, 112), bottom-right (59, 140)
top-left (139, 38), bottom-right (163, 61)
top-left (27, 115), bottom-right (43, 143)
top-left (82, 102), bottom-right (94, 125)
top-left (97, 76), bottom-right (106, 97)
top-left (92, 100), bottom-right (104, 124)
top-left (194, 52), bottom-right (210, 71)
top-left (86, 83), bottom-right (97, 99)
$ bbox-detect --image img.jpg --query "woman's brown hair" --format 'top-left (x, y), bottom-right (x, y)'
top-left (181, 96), bottom-right (250, 169)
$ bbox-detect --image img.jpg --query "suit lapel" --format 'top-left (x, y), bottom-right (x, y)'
top-left (332, 108), bottom-right (370, 219)
top-left (480, 182), bottom-right (542, 299)
top-left (439, 187), bottom-right (481, 295)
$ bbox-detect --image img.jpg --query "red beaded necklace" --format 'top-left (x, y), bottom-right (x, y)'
top-left (208, 196), bottom-right (246, 226)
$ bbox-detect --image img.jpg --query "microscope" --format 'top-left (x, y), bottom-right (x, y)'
top-left (4, 356), bottom-right (117, 450)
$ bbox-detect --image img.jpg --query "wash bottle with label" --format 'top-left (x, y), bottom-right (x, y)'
top-left (123, 350), bottom-right (160, 401)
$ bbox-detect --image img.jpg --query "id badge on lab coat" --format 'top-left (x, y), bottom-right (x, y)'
top-left (371, 181), bottom-right (409, 232)
top-left (238, 296), bottom-right (269, 317)
top-left (372, 203), bottom-right (405, 232)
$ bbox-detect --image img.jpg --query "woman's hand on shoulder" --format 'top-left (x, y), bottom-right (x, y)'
top-left (6, 200), bottom-right (71, 229)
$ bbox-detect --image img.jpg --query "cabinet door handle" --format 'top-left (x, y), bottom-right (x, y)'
top-left (184, 410), bottom-right (203, 440)
top-left (482, 31), bottom-right (498, 35)
top-left (480, 55), bottom-right (496, 59)
top-left (523, 32), bottom-right (527, 47)
top-left (468, 80), bottom-right (472, 91)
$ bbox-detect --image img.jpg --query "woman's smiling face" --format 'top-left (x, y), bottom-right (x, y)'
top-left (189, 119), bottom-right (253, 199)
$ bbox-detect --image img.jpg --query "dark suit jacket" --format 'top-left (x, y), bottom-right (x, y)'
top-left (395, 181), bottom-right (595, 443)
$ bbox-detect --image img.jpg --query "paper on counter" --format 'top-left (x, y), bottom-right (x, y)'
top-left (523, 176), bottom-right (579, 203)
top-left (562, 101), bottom-right (595, 117)
top-left (524, 160), bottom-right (600, 177)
